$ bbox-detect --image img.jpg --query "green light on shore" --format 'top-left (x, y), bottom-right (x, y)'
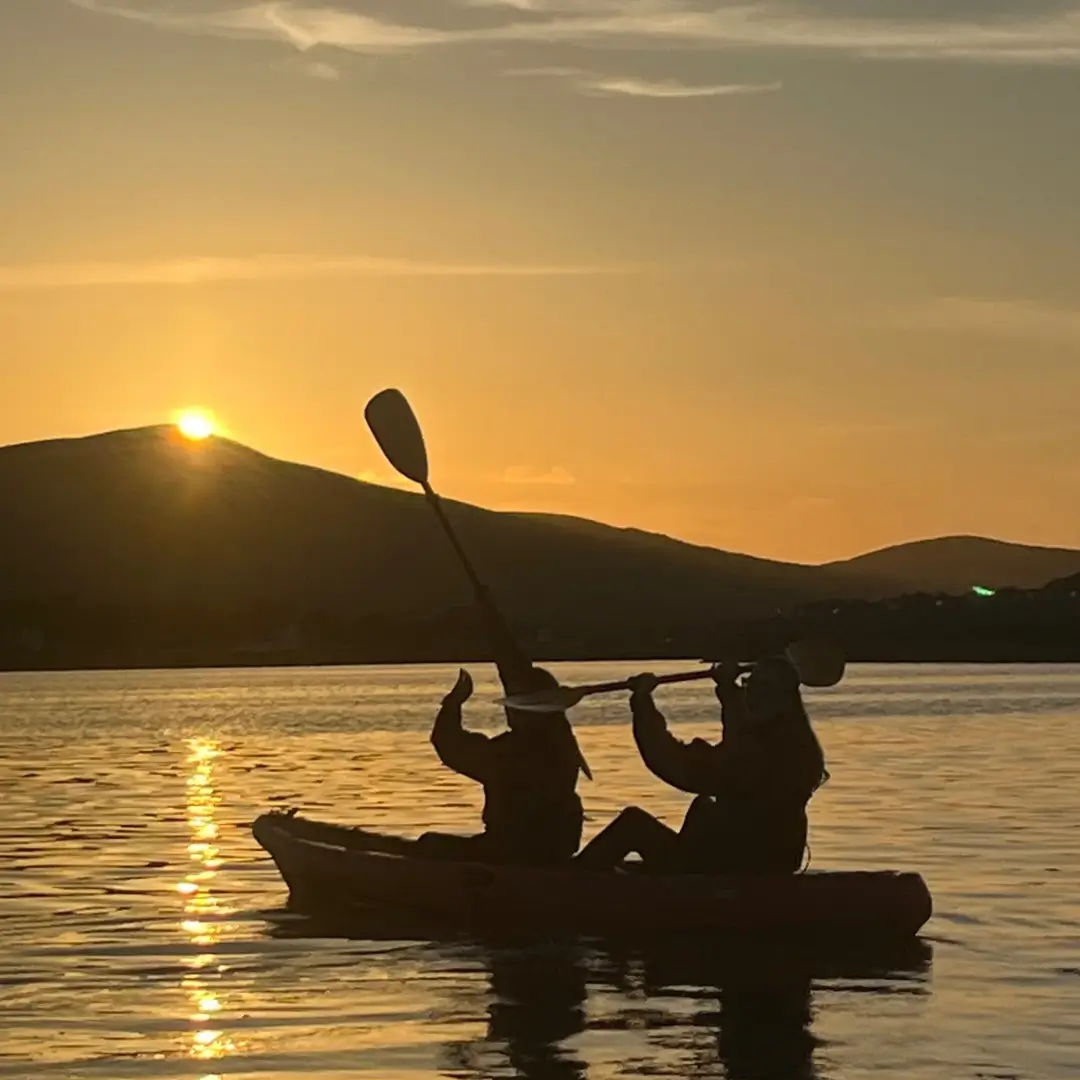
top-left (972, 585), bottom-right (996, 597)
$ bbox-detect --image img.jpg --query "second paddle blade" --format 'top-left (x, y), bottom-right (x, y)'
top-left (365, 388), bottom-right (430, 486)
top-left (787, 637), bottom-right (846, 687)
top-left (497, 685), bottom-right (586, 713)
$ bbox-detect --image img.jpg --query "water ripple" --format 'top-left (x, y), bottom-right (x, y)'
top-left (2, 662), bottom-right (1079, 1078)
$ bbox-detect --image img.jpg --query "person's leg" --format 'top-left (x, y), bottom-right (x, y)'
top-left (674, 797), bottom-right (810, 875)
top-left (672, 795), bottom-right (733, 873)
top-left (680, 794), bottom-right (721, 838)
top-left (575, 807), bottom-right (678, 870)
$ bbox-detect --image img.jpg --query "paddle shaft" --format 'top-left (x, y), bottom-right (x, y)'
top-left (573, 666), bottom-right (729, 698)
top-left (421, 481), bottom-right (521, 649)
top-left (365, 391), bottom-right (525, 662)
top-left (422, 483), bottom-right (486, 597)
top-left (418, 438), bottom-right (595, 774)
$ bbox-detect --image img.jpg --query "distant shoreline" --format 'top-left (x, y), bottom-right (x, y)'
top-left (3, 651), bottom-right (1080, 675)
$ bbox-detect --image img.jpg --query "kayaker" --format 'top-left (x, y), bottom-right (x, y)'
top-left (415, 665), bottom-right (590, 865)
top-left (575, 656), bottom-right (828, 874)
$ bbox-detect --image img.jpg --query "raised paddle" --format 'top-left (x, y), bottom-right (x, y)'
top-left (497, 637), bottom-right (846, 713)
top-left (364, 388), bottom-right (593, 778)
top-left (365, 391), bottom-right (486, 604)
top-left (364, 388), bottom-right (525, 668)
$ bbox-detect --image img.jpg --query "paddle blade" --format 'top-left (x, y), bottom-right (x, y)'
top-left (786, 637), bottom-right (846, 688)
top-left (496, 686), bottom-right (588, 713)
top-left (364, 389), bottom-right (430, 486)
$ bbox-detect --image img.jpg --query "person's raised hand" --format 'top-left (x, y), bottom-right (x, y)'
top-left (627, 672), bottom-right (660, 697)
top-left (444, 668), bottom-right (474, 706)
top-left (710, 660), bottom-right (742, 686)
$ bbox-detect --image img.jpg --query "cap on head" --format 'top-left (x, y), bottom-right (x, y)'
top-left (501, 664), bottom-right (592, 779)
top-left (520, 666), bottom-right (559, 692)
top-left (786, 637), bottom-right (846, 687)
top-left (499, 662), bottom-right (559, 697)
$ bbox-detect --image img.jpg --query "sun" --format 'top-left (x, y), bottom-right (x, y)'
top-left (175, 409), bottom-right (216, 441)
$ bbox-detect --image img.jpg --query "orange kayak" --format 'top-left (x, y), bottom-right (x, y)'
top-left (252, 811), bottom-right (932, 939)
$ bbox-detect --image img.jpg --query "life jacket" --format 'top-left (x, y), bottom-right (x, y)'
top-left (480, 721), bottom-right (584, 862)
top-left (684, 721), bottom-right (823, 874)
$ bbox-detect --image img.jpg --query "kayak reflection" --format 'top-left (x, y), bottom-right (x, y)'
top-left (266, 912), bottom-right (931, 1080)
top-left (588, 936), bottom-right (932, 1080)
top-left (441, 941), bottom-right (589, 1080)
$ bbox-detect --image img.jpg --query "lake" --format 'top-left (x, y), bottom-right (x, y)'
top-left (2, 662), bottom-right (1079, 1079)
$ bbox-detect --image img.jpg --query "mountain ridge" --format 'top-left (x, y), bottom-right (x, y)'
top-left (821, 533), bottom-right (1080, 591)
top-left (2, 426), bottom-right (1078, 633)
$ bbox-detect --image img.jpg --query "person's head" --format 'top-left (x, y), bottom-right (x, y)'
top-left (744, 656), bottom-right (804, 725)
top-left (745, 656), bottom-right (828, 792)
top-left (504, 665), bottom-right (560, 731)
top-left (503, 666), bottom-right (593, 780)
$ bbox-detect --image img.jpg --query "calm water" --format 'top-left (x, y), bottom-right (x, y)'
top-left (2, 662), bottom-right (1079, 1079)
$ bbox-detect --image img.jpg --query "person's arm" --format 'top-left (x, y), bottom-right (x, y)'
top-left (713, 661), bottom-right (750, 737)
top-left (628, 675), bottom-right (732, 795)
top-left (430, 669), bottom-right (491, 783)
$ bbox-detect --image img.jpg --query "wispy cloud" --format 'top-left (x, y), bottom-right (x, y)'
top-left (0, 253), bottom-right (641, 291)
top-left (278, 53), bottom-right (342, 79)
top-left (585, 75), bottom-right (781, 98)
top-left (68, 0), bottom-right (452, 52)
top-left (502, 465), bottom-right (577, 485)
top-left (812, 420), bottom-right (921, 438)
top-left (896, 297), bottom-right (1080, 344)
top-left (68, 0), bottom-right (1080, 66)
top-left (300, 58), bottom-right (341, 80)
top-left (512, 66), bottom-right (782, 98)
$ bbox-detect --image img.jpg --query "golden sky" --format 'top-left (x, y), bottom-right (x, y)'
top-left (2, 1), bottom-right (1080, 562)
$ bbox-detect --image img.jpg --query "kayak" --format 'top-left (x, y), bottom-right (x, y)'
top-left (253, 812), bottom-right (933, 939)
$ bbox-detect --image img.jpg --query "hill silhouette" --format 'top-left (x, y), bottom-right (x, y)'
top-left (1, 426), bottom-right (1078, 668)
top-left (1045, 570), bottom-right (1080, 593)
top-left (821, 535), bottom-right (1080, 594)
top-left (0, 426), bottom-right (838, 616)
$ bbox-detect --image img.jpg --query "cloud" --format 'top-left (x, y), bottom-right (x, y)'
top-left (0, 253), bottom-right (640, 291)
top-left (502, 465), bottom-right (577, 485)
top-left (68, 0), bottom-right (1080, 67)
top-left (896, 297), bottom-right (1080, 344)
top-left (812, 420), bottom-right (920, 438)
top-left (512, 66), bottom-right (782, 98)
top-left (68, 0), bottom-right (453, 52)
top-left (300, 58), bottom-right (341, 79)
top-left (279, 53), bottom-right (342, 78)
top-left (584, 75), bottom-right (781, 98)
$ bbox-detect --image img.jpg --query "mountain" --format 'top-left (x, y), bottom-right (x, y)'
top-left (1, 426), bottom-right (1078, 667)
top-left (822, 536), bottom-right (1080, 595)
top-left (1044, 570), bottom-right (1080, 594)
top-left (0, 426), bottom-right (846, 627)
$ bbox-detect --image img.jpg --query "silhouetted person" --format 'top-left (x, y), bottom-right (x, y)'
top-left (488, 942), bottom-right (588, 1079)
top-left (576, 657), bottom-right (827, 873)
top-left (414, 665), bottom-right (589, 865)
top-left (614, 935), bottom-right (930, 1079)
top-left (439, 941), bottom-right (588, 1079)
top-left (645, 940), bottom-right (818, 1080)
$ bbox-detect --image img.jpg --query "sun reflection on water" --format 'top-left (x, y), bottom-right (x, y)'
top-left (179, 737), bottom-right (237, 1063)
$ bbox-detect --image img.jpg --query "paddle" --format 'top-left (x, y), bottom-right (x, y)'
top-left (364, 388), bottom-right (529, 674)
top-left (497, 637), bottom-right (846, 713)
top-left (364, 388), bottom-right (593, 779)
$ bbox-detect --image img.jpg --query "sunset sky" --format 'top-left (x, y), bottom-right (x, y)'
top-left (3, 1), bottom-right (1080, 563)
